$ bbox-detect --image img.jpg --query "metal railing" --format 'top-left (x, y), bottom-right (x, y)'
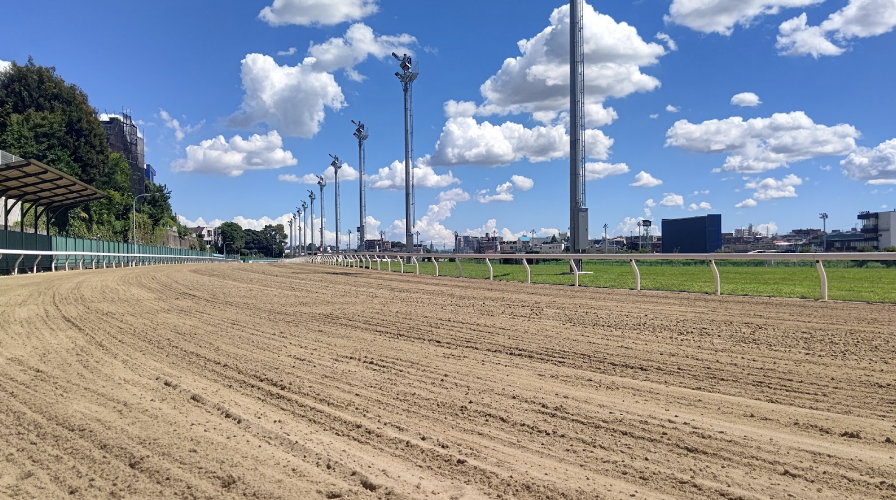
top-left (0, 249), bottom-right (226, 276)
top-left (308, 251), bottom-right (896, 301)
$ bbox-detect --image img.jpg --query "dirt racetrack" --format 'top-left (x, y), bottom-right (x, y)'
top-left (1, 263), bottom-right (895, 499)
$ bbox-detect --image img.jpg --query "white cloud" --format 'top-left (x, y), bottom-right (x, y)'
top-left (665, 111), bottom-right (859, 173)
top-left (229, 54), bottom-right (345, 138)
top-left (868, 179), bottom-right (896, 185)
top-left (666, 0), bottom-right (823, 35)
top-left (659, 193), bottom-right (685, 207)
top-left (745, 173), bottom-right (803, 200)
top-left (259, 0), bottom-right (378, 26)
top-left (735, 198), bottom-right (758, 208)
top-left (0, 59), bottom-right (11, 72)
top-left (630, 171), bottom-right (663, 187)
top-left (427, 117), bottom-right (613, 166)
top-left (756, 222), bottom-right (779, 236)
top-left (655, 32), bottom-right (678, 51)
top-left (436, 188), bottom-right (470, 203)
top-left (510, 175), bottom-right (534, 191)
top-left (666, 104), bottom-right (680, 113)
top-left (649, 114), bottom-right (659, 119)
top-left (171, 131), bottom-right (297, 176)
top-left (840, 138), bottom-right (896, 183)
top-left (278, 164), bottom-right (359, 184)
top-left (645, 199), bottom-right (657, 207)
top-left (693, 189), bottom-right (711, 195)
top-left (476, 182), bottom-right (515, 203)
top-left (367, 160), bottom-right (460, 190)
top-left (616, 216), bottom-right (660, 237)
top-left (688, 201), bottom-right (713, 211)
top-left (777, 0), bottom-right (896, 58)
top-left (443, 100), bottom-right (478, 118)
top-left (475, 3), bottom-right (666, 124)
top-left (820, 165), bottom-right (832, 171)
top-left (730, 92), bottom-right (762, 107)
top-left (233, 214), bottom-right (294, 231)
top-left (277, 47), bottom-right (297, 56)
top-left (159, 109), bottom-right (204, 142)
top-left (585, 162), bottom-right (629, 181)
top-left (306, 23), bottom-right (415, 81)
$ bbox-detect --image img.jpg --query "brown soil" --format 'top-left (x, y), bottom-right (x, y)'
top-left (1, 263), bottom-right (895, 499)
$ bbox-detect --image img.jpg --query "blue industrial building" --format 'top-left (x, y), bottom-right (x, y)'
top-left (661, 214), bottom-right (722, 253)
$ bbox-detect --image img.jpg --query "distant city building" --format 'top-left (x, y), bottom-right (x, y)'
top-left (455, 234), bottom-right (503, 254)
top-left (661, 214), bottom-right (722, 253)
top-left (145, 163), bottom-right (156, 183)
top-left (190, 226), bottom-right (215, 247)
top-left (858, 210), bottom-right (896, 249)
top-left (364, 238), bottom-right (390, 252)
top-left (99, 111), bottom-right (145, 195)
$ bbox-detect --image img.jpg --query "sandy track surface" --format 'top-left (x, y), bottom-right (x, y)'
top-left (1, 263), bottom-right (895, 499)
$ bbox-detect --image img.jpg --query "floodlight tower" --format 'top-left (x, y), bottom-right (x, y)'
top-left (318, 176), bottom-right (327, 253)
top-left (330, 154), bottom-right (342, 254)
top-left (819, 212), bottom-right (828, 252)
top-left (307, 191), bottom-right (315, 252)
top-left (568, 0), bottom-right (588, 270)
top-left (393, 52), bottom-right (418, 259)
top-left (299, 203), bottom-right (307, 255)
top-left (637, 220), bottom-right (643, 251)
top-left (603, 223), bottom-right (609, 253)
top-left (352, 120), bottom-right (369, 250)
top-left (288, 216), bottom-right (294, 256)
top-left (296, 206), bottom-right (304, 255)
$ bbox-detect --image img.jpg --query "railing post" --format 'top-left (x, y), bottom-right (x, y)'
top-left (376, 255), bottom-right (381, 271)
top-left (486, 258), bottom-right (493, 280)
top-left (522, 258), bottom-right (530, 284)
top-left (709, 259), bottom-right (720, 296)
top-left (630, 259), bottom-right (640, 291)
top-left (78, 255), bottom-right (84, 271)
top-left (33, 255), bottom-right (42, 274)
top-left (412, 256), bottom-right (419, 275)
top-left (457, 258), bottom-right (463, 278)
top-left (65, 255), bottom-right (70, 271)
top-left (816, 259), bottom-right (828, 301)
top-left (399, 257), bottom-right (404, 273)
top-left (569, 259), bottom-right (579, 287)
top-left (432, 257), bottom-right (439, 277)
top-left (13, 254), bottom-right (24, 275)
top-left (387, 257), bottom-right (392, 273)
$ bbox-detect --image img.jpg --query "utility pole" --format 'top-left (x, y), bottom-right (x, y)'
top-left (568, 0), bottom-right (588, 270)
top-left (352, 120), bottom-right (369, 250)
top-left (393, 52), bottom-right (418, 260)
top-left (318, 175), bottom-right (326, 253)
top-left (603, 223), bottom-right (609, 253)
top-left (819, 212), bottom-right (828, 252)
top-left (307, 191), bottom-right (315, 252)
top-left (637, 220), bottom-right (642, 251)
top-left (299, 202), bottom-right (307, 255)
top-left (330, 155), bottom-right (341, 255)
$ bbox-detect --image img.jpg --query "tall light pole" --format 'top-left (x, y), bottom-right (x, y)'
top-left (603, 223), bottom-right (609, 253)
top-left (348, 229), bottom-right (352, 252)
top-left (307, 191), bottom-right (315, 252)
top-left (569, 0), bottom-right (588, 270)
top-left (415, 230), bottom-right (420, 252)
top-left (820, 212), bottom-right (828, 252)
top-left (132, 192), bottom-right (158, 265)
top-left (393, 52), bottom-right (418, 259)
top-left (318, 175), bottom-right (326, 253)
top-left (330, 154), bottom-right (341, 255)
top-left (288, 217), bottom-right (293, 256)
top-left (637, 220), bottom-right (643, 251)
top-left (352, 120), bottom-right (369, 250)
top-left (300, 201), bottom-right (308, 255)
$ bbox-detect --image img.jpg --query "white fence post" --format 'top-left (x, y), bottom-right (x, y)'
top-left (569, 259), bottom-right (579, 287)
top-left (486, 258), bottom-right (493, 280)
top-left (457, 258), bottom-right (463, 278)
top-left (522, 258), bottom-right (530, 284)
top-left (630, 259), bottom-right (640, 291)
top-left (432, 257), bottom-right (439, 277)
top-left (709, 259), bottom-right (721, 296)
top-left (817, 259), bottom-right (828, 301)
top-left (412, 256), bottom-right (419, 275)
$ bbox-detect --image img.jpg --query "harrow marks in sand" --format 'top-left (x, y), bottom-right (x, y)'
top-left (1, 264), bottom-right (895, 499)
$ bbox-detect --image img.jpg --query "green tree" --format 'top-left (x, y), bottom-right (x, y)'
top-left (218, 222), bottom-right (245, 254)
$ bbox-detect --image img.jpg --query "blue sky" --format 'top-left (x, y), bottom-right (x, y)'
top-left (3, 0), bottom-right (896, 247)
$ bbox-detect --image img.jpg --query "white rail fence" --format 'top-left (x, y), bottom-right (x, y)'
top-left (307, 251), bottom-right (896, 301)
top-left (0, 249), bottom-right (226, 276)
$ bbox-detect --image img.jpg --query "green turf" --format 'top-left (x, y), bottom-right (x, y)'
top-left (354, 256), bottom-right (896, 303)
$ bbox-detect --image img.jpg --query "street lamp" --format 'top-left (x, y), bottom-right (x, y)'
top-left (415, 230), bottom-right (420, 252)
top-left (819, 212), bottom-right (828, 252)
top-left (132, 193), bottom-right (159, 265)
top-left (330, 154), bottom-right (341, 254)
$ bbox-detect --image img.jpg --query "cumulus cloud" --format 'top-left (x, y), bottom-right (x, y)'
top-left (585, 162), bottom-right (629, 181)
top-left (665, 111), bottom-right (859, 173)
top-left (171, 131), bottom-right (297, 176)
top-left (476, 182), bottom-right (515, 203)
top-left (475, 3), bottom-right (665, 124)
top-left (730, 92), bottom-right (762, 107)
top-left (649, 113), bottom-right (659, 119)
top-left (0, 59), bottom-right (11, 72)
top-left (278, 164), bottom-right (359, 184)
top-left (688, 201), bottom-right (713, 211)
top-left (510, 175), bottom-right (534, 191)
top-left (306, 23), bottom-right (415, 81)
top-left (756, 222), bottom-right (779, 236)
top-left (277, 47), bottom-right (297, 56)
top-left (436, 188), bottom-right (470, 203)
top-left (777, 0), bottom-right (896, 58)
top-left (159, 109), bottom-right (204, 142)
top-left (666, 0), bottom-right (823, 35)
top-left (659, 193), bottom-right (684, 207)
top-left (666, 104), bottom-right (680, 113)
top-left (840, 138), bottom-right (896, 183)
top-left (735, 198), bottom-right (758, 208)
top-left (616, 216), bottom-right (660, 237)
top-left (229, 54), bottom-right (345, 138)
top-left (630, 171), bottom-right (663, 187)
top-left (645, 199), bottom-right (657, 207)
top-left (655, 32), bottom-right (678, 51)
top-left (443, 100), bottom-right (478, 118)
top-left (745, 173), bottom-right (803, 200)
top-left (367, 160), bottom-right (460, 190)
top-left (427, 117), bottom-right (613, 167)
top-left (259, 0), bottom-right (378, 26)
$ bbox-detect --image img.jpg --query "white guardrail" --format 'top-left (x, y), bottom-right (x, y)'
top-left (306, 251), bottom-right (896, 301)
top-left (0, 249), bottom-right (226, 276)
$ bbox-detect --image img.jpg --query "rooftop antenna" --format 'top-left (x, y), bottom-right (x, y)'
top-left (307, 191), bottom-right (315, 252)
top-left (330, 154), bottom-right (341, 255)
top-left (393, 52), bottom-right (418, 260)
top-left (318, 175), bottom-right (327, 253)
top-left (352, 120), bottom-right (369, 250)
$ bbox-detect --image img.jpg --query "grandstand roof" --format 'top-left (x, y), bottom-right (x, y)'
top-left (0, 158), bottom-right (104, 208)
